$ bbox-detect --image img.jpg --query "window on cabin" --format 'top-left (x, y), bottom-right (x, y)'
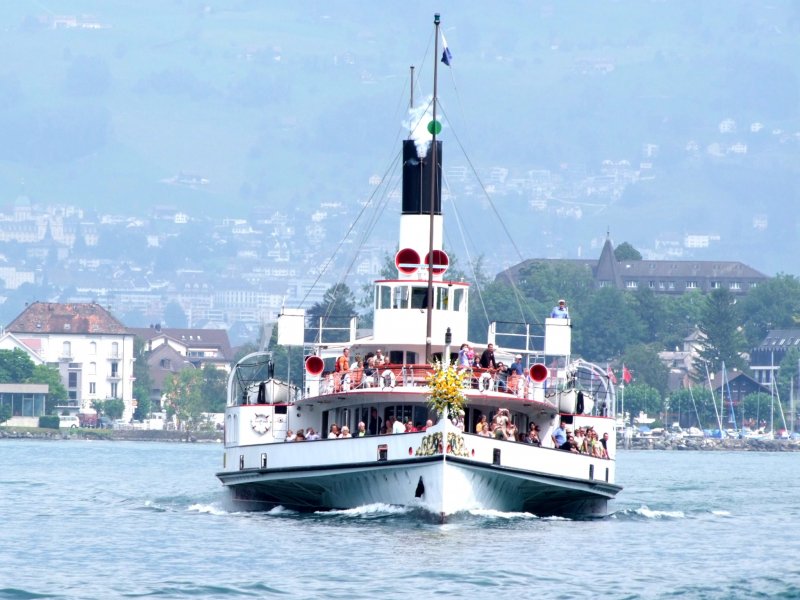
top-left (392, 286), bottom-right (409, 309)
top-left (436, 287), bottom-right (449, 310)
top-left (410, 287), bottom-right (428, 309)
top-left (378, 285), bottom-right (391, 309)
top-left (453, 288), bottom-right (465, 311)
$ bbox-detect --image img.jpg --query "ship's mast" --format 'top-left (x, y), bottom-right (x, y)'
top-left (425, 13), bottom-right (441, 362)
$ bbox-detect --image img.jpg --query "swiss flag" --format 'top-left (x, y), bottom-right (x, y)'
top-left (607, 366), bottom-right (617, 384)
top-left (623, 365), bottom-right (632, 384)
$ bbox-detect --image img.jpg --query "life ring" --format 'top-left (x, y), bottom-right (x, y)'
top-left (381, 369), bottom-right (396, 389)
top-left (479, 372), bottom-right (493, 392)
top-left (250, 413), bottom-right (271, 435)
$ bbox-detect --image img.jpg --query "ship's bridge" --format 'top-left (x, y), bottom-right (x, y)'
top-left (372, 278), bottom-right (469, 346)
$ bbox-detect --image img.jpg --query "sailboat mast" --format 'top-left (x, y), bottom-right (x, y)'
top-left (425, 13), bottom-right (441, 362)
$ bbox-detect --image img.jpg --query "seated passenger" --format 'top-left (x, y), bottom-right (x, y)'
top-left (452, 409), bottom-right (465, 431)
top-left (356, 421), bottom-right (367, 437)
top-left (374, 349), bottom-right (389, 367)
top-left (340, 426), bottom-right (352, 438)
top-left (328, 424), bottom-right (340, 439)
top-left (306, 427), bottom-right (320, 441)
top-left (285, 429), bottom-right (296, 442)
top-left (294, 429), bottom-right (306, 441)
top-left (475, 414), bottom-right (488, 434)
top-left (422, 419), bottom-right (434, 431)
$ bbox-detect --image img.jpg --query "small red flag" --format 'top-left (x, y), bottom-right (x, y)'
top-left (607, 366), bottom-right (617, 384)
top-left (623, 365), bottom-right (632, 384)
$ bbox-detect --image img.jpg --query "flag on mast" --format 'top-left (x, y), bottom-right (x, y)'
top-left (441, 33), bottom-right (453, 66)
top-left (607, 365), bottom-right (617, 384)
top-left (623, 364), bottom-right (632, 384)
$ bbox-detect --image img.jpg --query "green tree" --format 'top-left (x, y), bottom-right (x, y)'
top-left (29, 364), bottom-right (67, 414)
top-left (306, 283), bottom-right (357, 343)
top-left (132, 337), bottom-right (154, 419)
top-left (163, 368), bottom-right (204, 429)
top-left (93, 398), bottom-right (125, 420)
top-left (693, 287), bottom-right (747, 375)
top-left (775, 347), bottom-right (800, 414)
top-left (614, 242), bottom-right (642, 261)
top-left (621, 343), bottom-right (669, 398)
top-left (659, 290), bottom-right (705, 350)
top-left (667, 386), bottom-right (715, 429)
top-left (0, 404), bottom-right (11, 425)
top-left (0, 348), bottom-right (35, 382)
top-left (201, 365), bottom-right (228, 413)
top-left (573, 287), bottom-right (646, 362)
top-left (739, 274), bottom-right (800, 346)
top-left (620, 383), bottom-right (663, 423)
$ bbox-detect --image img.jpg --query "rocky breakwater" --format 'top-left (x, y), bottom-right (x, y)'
top-left (626, 436), bottom-right (800, 452)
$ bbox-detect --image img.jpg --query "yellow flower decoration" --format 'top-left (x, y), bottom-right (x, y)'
top-left (427, 361), bottom-right (467, 418)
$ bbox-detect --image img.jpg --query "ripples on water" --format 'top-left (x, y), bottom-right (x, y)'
top-left (1, 441), bottom-right (799, 599)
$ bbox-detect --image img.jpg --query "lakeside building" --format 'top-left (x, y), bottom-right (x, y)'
top-left (750, 328), bottom-right (800, 387)
top-left (497, 236), bottom-right (767, 295)
top-left (5, 302), bottom-right (135, 419)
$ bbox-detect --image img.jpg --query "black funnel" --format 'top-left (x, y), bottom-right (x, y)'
top-left (402, 139), bottom-right (442, 215)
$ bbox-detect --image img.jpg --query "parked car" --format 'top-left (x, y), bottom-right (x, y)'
top-left (59, 415), bottom-right (80, 429)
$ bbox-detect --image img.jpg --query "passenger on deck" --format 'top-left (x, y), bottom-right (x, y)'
top-left (550, 299), bottom-right (569, 319)
top-left (392, 416), bottom-right (405, 434)
top-left (405, 420), bottom-right (418, 433)
top-left (356, 421), bottom-right (367, 437)
top-left (335, 348), bottom-right (350, 372)
top-left (368, 408), bottom-right (382, 435)
top-left (509, 355), bottom-right (525, 377)
top-left (328, 424), bottom-right (341, 439)
top-left (306, 427), bottom-right (320, 441)
top-left (374, 349), bottom-right (389, 367)
top-left (600, 432), bottom-right (610, 458)
top-left (457, 344), bottom-right (472, 368)
top-left (560, 435), bottom-right (579, 453)
top-left (552, 422), bottom-right (568, 447)
top-left (475, 414), bottom-right (488, 434)
top-left (340, 426), bottom-right (352, 438)
top-left (295, 429), bottom-right (306, 441)
top-left (452, 409), bottom-right (465, 431)
top-left (526, 423), bottom-right (541, 446)
top-left (422, 419), bottom-right (434, 431)
top-left (285, 430), bottom-right (296, 442)
top-left (351, 354), bottom-right (363, 371)
top-left (479, 343), bottom-right (498, 370)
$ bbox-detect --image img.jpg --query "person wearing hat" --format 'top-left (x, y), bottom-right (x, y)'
top-left (550, 298), bottom-right (569, 319)
top-left (509, 354), bottom-right (525, 377)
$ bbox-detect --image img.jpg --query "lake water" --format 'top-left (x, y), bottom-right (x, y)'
top-left (1, 440), bottom-right (798, 599)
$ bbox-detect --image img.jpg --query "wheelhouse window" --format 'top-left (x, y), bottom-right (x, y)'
top-left (453, 288), bottom-right (465, 311)
top-left (436, 287), bottom-right (449, 310)
top-left (377, 285), bottom-right (392, 309)
top-left (410, 286), bottom-right (428, 309)
top-left (392, 286), bottom-right (409, 309)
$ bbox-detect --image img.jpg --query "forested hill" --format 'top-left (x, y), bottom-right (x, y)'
top-left (0, 1), bottom-right (799, 272)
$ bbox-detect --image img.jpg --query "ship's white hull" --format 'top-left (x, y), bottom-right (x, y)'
top-left (217, 422), bottom-right (620, 518)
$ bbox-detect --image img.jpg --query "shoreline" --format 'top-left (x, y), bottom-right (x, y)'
top-left (0, 427), bottom-right (222, 443)
top-left (621, 436), bottom-right (800, 452)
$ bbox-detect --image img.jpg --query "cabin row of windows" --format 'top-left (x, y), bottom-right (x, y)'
top-left (374, 284), bottom-right (467, 311)
top-left (600, 280), bottom-right (758, 291)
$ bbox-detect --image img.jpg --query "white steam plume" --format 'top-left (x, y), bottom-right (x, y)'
top-left (403, 94), bottom-right (434, 159)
